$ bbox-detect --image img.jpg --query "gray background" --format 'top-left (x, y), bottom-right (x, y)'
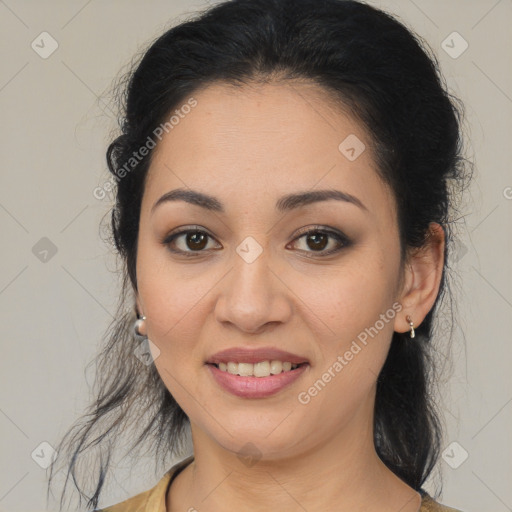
top-left (0, 1), bottom-right (511, 511)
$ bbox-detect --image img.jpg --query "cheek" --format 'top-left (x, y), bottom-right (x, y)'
top-left (137, 234), bottom-right (204, 332)
top-left (296, 277), bottom-right (397, 435)
top-left (141, 277), bottom-right (202, 342)
top-left (138, 263), bottom-right (210, 406)
top-left (294, 246), bottom-right (399, 390)
top-left (135, 241), bottom-right (210, 376)
top-left (293, 250), bottom-right (398, 337)
top-left (140, 277), bottom-right (209, 377)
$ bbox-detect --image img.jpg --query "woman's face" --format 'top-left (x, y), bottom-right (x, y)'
top-left (136, 81), bottom-right (407, 460)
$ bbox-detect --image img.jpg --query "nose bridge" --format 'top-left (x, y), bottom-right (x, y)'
top-left (215, 237), bottom-right (291, 332)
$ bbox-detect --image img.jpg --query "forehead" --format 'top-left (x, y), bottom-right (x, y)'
top-left (144, 81), bottom-right (396, 221)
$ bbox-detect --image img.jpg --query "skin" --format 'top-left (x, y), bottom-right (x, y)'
top-left (134, 81), bottom-right (445, 512)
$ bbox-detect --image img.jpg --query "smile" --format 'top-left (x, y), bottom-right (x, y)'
top-left (211, 360), bottom-right (304, 377)
top-left (206, 362), bottom-right (309, 398)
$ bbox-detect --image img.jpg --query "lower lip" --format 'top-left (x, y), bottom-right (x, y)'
top-left (206, 363), bottom-right (309, 398)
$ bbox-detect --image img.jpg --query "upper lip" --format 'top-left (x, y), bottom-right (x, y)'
top-left (206, 347), bottom-right (309, 365)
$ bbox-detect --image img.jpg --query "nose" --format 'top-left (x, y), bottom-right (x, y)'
top-left (214, 247), bottom-right (293, 334)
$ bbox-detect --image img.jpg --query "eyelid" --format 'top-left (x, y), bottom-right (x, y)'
top-left (162, 224), bottom-right (213, 240)
top-left (292, 224), bottom-right (347, 239)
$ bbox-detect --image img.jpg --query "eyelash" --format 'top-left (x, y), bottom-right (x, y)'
top-left (161, 225), bottom-right (351, 258)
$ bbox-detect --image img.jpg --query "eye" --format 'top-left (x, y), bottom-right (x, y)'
top-left (162, 227), bottom-right (220, 256)
top-left (162, 225), bottom-right (350, 258)
top-left (288, 226), bottom-right (350, 257)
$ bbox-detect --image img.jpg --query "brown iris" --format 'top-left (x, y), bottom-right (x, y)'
top-left (186, 231), bottom-right (208, 250)
top-left (305, 232), bottom-right (328, 251)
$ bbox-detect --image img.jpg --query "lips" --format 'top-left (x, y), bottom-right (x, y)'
top-left (206, 362), bottom-right (309, 398)
top-left (205, 347), bottom-right (309, 365)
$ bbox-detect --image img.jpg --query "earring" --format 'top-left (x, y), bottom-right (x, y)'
top-left (406, 315), bottom-right (415, 339)
top-left (134, 315), bottom-right (147, 337)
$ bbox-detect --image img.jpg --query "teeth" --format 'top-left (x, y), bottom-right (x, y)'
top-left (216, 360), bottom-right (300, 377)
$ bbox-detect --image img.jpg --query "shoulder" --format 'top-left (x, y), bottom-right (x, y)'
top-left (420, 493), bottom-right (464, 512)
top-left (93, 485), bottom-right (154, 512)
top-left (93, 455), bottom-right (195, 512)
top-left (92, 477), bottom-right (167, 512)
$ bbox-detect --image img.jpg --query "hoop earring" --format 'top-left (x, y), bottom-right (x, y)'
top-left (134, 315), bottom-right (147, 337)
top-left (406, 315), bottom-right (415, 339)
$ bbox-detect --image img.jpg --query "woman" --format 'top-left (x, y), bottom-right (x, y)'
top-left (48, 0), bottom-right (471, 510)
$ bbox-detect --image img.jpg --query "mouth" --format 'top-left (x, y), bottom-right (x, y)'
top-left (205, 347), bottom-right (310, 397)
top-left (206, 360), bottom-right (308, 378)
top-left (206, 361), bottom-right (309, 398)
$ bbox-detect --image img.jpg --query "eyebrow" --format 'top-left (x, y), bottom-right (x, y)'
top-left (150, 188), bottom-right (368, 215)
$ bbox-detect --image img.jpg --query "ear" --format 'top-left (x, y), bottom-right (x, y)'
top-left (394, 222), bottom-right (445, 334)
top-left (135, 292), bottom-right (144, 317)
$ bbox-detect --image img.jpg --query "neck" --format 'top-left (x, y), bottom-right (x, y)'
top-left (167, 398), bottom-right (421, 512)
